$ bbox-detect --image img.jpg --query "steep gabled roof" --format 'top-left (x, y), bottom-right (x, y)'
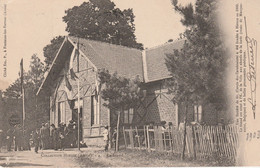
top-left (68, 36), bottom-right (143, 81)
top-left (37, 36), bottom-right (143, 95)
top-left (144, 39), bottom-right (185, 82)
top-left (37, 36), bottom-right (185, 96)
top-left (37, 38), bottom-right (74, 95)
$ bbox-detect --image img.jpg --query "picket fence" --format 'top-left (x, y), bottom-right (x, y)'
top-left (122, 125), bottom-right (239, 160)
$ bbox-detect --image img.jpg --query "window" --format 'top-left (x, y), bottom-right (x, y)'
top-left (194, 105), bottom-right (202, 123)
top-left (91, 95), bottom-right (100, 125)
top-left (58, 101), bottom-right (65, 124)
top-left (123, 108), bottom-right (134, 124)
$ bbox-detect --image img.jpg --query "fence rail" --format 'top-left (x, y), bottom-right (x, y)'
top-left (123, 125), bottom-right (239, 160)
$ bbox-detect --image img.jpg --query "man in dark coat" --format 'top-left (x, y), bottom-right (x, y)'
top-left (23, 129), bottom-right (31, 150)
top-left (112, 128), bottom-right (117, 151)
top-left (14, 124), bottom-right (22, 151)
top-left (33, 129), bottom-right (40, 153)
top-left (50, 124), bottom-right (55, 149)
top-left (40, 123), bottom-right (46, 149)
top-left (45, 123), bottom-right (50, 149)
top-left (0, 130), bottom-right (3, 152)
top-left (51, 125), bottom-right (59, 150)
top-left (6, 128), bottom-right (14, 151)
top-left (58, 123), bottom-right (65, 150)
top-left (66, 120), bottom-right (74, 147)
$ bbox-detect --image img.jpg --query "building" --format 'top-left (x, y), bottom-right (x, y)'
top-left (37, 36), bottom-right (224, 145)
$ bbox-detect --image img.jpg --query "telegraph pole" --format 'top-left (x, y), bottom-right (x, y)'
top-left (77, 38), bottom-right (80, 151)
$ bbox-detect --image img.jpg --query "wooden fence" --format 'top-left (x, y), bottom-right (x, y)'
top-left (122, 125), bottom-right (239, 160)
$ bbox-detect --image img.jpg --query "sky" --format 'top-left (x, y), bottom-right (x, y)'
top-left (0, 0), bottom-right (194, 90)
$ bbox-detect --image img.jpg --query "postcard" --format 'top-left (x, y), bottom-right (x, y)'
top-left (0, 0), bottom-right (259, 167)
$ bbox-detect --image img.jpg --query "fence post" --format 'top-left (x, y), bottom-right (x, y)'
top-left (123, 126), bottom-right (127, 149)
top-left (129, 126), bottom-right (134, 148)
top-left (135, 126), bottom-right (141, 149)
top-left (192, 125), bottom-right (197, 160)
top-left (168, 126), bottom-right (173, 153)
top-left (182, 103), bottom-right (188, 160)
top-left (147, 125), bottom-right (151, 152)
top-left (144, 125), bottom-right (147, 149)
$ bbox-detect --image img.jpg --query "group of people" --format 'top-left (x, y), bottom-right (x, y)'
top-left (103, 126), bottom-right (118, 151)
top-left (32, 120), bottom-right (78, 153)
top-left (0, 122), bottom-right (116, 153)
top-left (0, 120), bottom-right (79, 153)
top-left (1, 124), bottom-right (31, 152)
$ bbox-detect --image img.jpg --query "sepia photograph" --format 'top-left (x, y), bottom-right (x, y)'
top-left (0, 0), bottom-right (259, 167)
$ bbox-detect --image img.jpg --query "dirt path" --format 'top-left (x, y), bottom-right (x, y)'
top-left (0, 148), bottom-right (103, 167)
top-left (0, 147), bottom-right (233, 167)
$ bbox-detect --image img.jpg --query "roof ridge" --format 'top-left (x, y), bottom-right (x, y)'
top-left (145, 39), bottom-right (186, 51)
top-left (68, 36), bottom-right (143, 52)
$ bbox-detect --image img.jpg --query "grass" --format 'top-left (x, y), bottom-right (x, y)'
top-left (74, 148), bottom-right (236, 167)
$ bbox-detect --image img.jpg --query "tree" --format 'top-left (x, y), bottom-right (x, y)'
top-left (28, 54), bottom-right (45, 87)
top-left (27, 54), bottom-right (49, 128)
top-left (166, 0), bottom-right (228, 111)
top-left (98, 69), bottom-right (143, 151)
top-left (2, 54), bottom-right (48, 132)
top-left (165, 0), bottom-right (228, 159)
top-left (63, 0), bottom-right (143, 49)
top-left (43, 36), bottom-right (65, 70)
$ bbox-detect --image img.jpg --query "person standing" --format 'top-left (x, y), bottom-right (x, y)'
top-left (6, 128), bottom-right (14, 151)
top-left (73, 122), bottom-right (77, 147)
top-left (103, 126), bottom-right (109, 151)
top-left (66, 120), bottom-right (74, 147)
top-left (52, 125), bottom-right (59, 150)
top-left (40, 123), bottom-right (46, 150)
top-left (58, 123), bottom-right (65, 150)
top-left (0, 130), bottom-right (3, 152)
top-left (23, 129), bottom-right (31, 151)
top-left (14, 124), bottom-right (22, 151)
top-left (33, 129), bottom-right (40, 153)
top-left (112, 128), bottom-right (117, 151)
top-left (50, 124), bottom-right (55, 149)
top-left (45, 123), bottom-right (50, 149)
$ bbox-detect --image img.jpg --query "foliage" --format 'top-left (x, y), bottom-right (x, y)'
top-left (42, 0), bottom-right (143, 72)
top-left (43, 36), bottom-right (65, 70)
top-left (166, 0), bottom-right (228, 111)
top-left (28, 54), bottom-right (45, 87)
top-left (98, 69), bottom-right (142, 112)
top-left (63, 0), bottom-right (143, 49)
top-left (1, 54), bottom-right (48, 131)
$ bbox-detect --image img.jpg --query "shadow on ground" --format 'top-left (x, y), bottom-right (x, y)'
top-left (0, 162), bottom-right (51, 167)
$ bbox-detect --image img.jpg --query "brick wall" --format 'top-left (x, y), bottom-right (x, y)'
top-left (132, 80), bottom-right (224, 127)
top-left (132, 81), bottom-right (178, 126)
top-left (49, 52), bottom-right (109, 144)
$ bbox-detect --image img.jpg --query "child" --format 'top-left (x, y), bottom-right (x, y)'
top-left (112, 128), bottom-right (117, 151)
